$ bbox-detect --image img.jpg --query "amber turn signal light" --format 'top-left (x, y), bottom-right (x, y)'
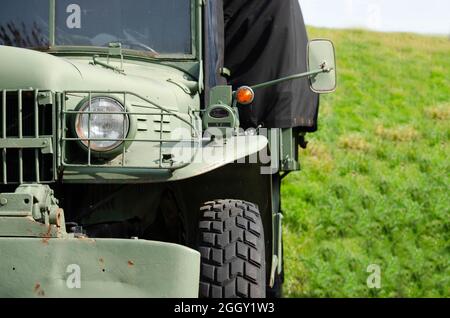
top-left (235, 86), bottom-right (255, 105)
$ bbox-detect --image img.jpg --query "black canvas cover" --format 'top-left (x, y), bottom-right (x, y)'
top-left (204, 0), bottom-right (227, 94)
top-left (223, 0), bottom-right (320, 130)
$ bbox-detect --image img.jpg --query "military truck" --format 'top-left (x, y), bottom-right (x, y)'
top-left (0, 0), bottom-right (336, 298)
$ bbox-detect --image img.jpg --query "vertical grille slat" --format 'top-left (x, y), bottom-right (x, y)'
top-left (18, 90), bottom-right (23, 184)
top-left (0, 90), bottom-right (55, 185)
top-left (2, 91), bottom-right (7, 184)
top-left (34, 90), bottom-right (40, 183)
top-left (87, 92), bottom-right (92, 166)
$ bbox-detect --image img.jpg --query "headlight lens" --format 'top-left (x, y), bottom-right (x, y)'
top-left (75, 97), bottom-right (129, 152)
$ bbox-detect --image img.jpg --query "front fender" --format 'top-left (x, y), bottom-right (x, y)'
top-left (171, 134), bottom-right (269, 181)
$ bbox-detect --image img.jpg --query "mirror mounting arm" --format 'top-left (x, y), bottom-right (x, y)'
top-left (249, 68), bottom-right (328, 91)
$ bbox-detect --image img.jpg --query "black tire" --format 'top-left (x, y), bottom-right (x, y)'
top-left (198, 200), bottom-right (266, 298)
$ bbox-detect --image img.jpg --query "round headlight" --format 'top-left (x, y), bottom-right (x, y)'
top-left (75, 97), bottom-right (129, 152)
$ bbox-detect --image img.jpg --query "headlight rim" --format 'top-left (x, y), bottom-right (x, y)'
top-left (73, 96), bottom-right (131, 155)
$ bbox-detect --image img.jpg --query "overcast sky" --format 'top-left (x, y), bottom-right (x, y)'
top-left (299, 0), bottom-right (450, 35)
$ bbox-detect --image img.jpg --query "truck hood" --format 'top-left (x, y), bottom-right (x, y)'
top-left (0, 46), bottom-right (197, 110)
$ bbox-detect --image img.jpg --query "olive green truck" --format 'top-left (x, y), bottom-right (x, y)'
top-left (0, 0), bottom-right (336, 298)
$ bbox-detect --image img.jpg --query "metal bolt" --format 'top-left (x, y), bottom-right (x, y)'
top-left (0, 198), bottom-right (7, 206)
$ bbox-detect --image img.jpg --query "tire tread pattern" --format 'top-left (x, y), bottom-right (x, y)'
top-left (198, 200), bottom-right (265, 298)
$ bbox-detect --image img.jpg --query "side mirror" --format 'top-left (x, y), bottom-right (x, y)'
top-left (308, 39), bottom-right (337, 93)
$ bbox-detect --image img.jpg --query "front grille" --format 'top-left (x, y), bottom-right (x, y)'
top-left (0, 90), bottom-right (56, 184)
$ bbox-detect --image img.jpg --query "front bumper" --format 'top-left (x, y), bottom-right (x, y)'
top-left (0, 237), bottom-right (200, 298)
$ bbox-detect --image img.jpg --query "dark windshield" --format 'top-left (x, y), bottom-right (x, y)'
top-left (55, 0), bottom-right (192, 54)
top-left (0, 0), bottom-right (192, 55)
top-left (0, 0), bottom-right (49, 48)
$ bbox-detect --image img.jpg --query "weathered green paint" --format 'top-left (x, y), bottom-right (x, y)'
top-left (280, 129), bottom-right (300, 171)
top-left (0, 46), bottom-right (198, 112)
top-left (48, 0), bottom-right (56, 46)
top-left (0, 193), bottom-right (34, 217)
top-left (0, 238), bottom-right (200, 298)
top-left (0, 45), bottom-right (265, 182)
top-left (92, 54), bottom-right (125, 74)
top-left (266, 128), bottom-right (297, 285)
top-left (0, 1), bottom-right (337, 298)
top-left (0, 89), bottom-right (58, 184)
top-left (209, 85), bottom-right (233, 106)
top-left (273, 213), bottom-right (283, 275)
top-left (0, 185), bottom-right (66, 238)
top-left (62, 135), bottom-right (268, 183)
top-left (0, 217), bottom-right (61, 238)
top-left (203, 86), bottom-right (238, 135)
top-left (0, 138), bottom-right (53, 153)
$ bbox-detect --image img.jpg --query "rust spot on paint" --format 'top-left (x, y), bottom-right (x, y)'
top-left (41, 225), bottom-right (53, 245)
top-left (34, 283), bottom-right (46, 297)
top-left (128, 260), bottom-right (135, 267)
top-left (76, 236), bottom-right (96, 243)
top-left (99, 258), bottom-right (104, 264)
top-left (55, 208), bottom-right (63, 227)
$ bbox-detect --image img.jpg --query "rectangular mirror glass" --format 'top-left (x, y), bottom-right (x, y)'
top-left (308, 39), bottom-right (337, 93)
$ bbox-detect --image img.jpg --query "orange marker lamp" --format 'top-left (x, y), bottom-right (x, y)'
top-left (235, 86), bottom-right (255, 105)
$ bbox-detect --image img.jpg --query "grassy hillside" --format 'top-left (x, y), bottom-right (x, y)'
top-left (283, 28), bottom-right (450, 297)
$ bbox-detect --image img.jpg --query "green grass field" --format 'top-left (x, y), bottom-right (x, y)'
top-left (283, 28), bottom-right (450, 298)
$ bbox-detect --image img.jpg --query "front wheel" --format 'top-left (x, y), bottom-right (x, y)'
top-left (198, 200), bottom-right (266, 298)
